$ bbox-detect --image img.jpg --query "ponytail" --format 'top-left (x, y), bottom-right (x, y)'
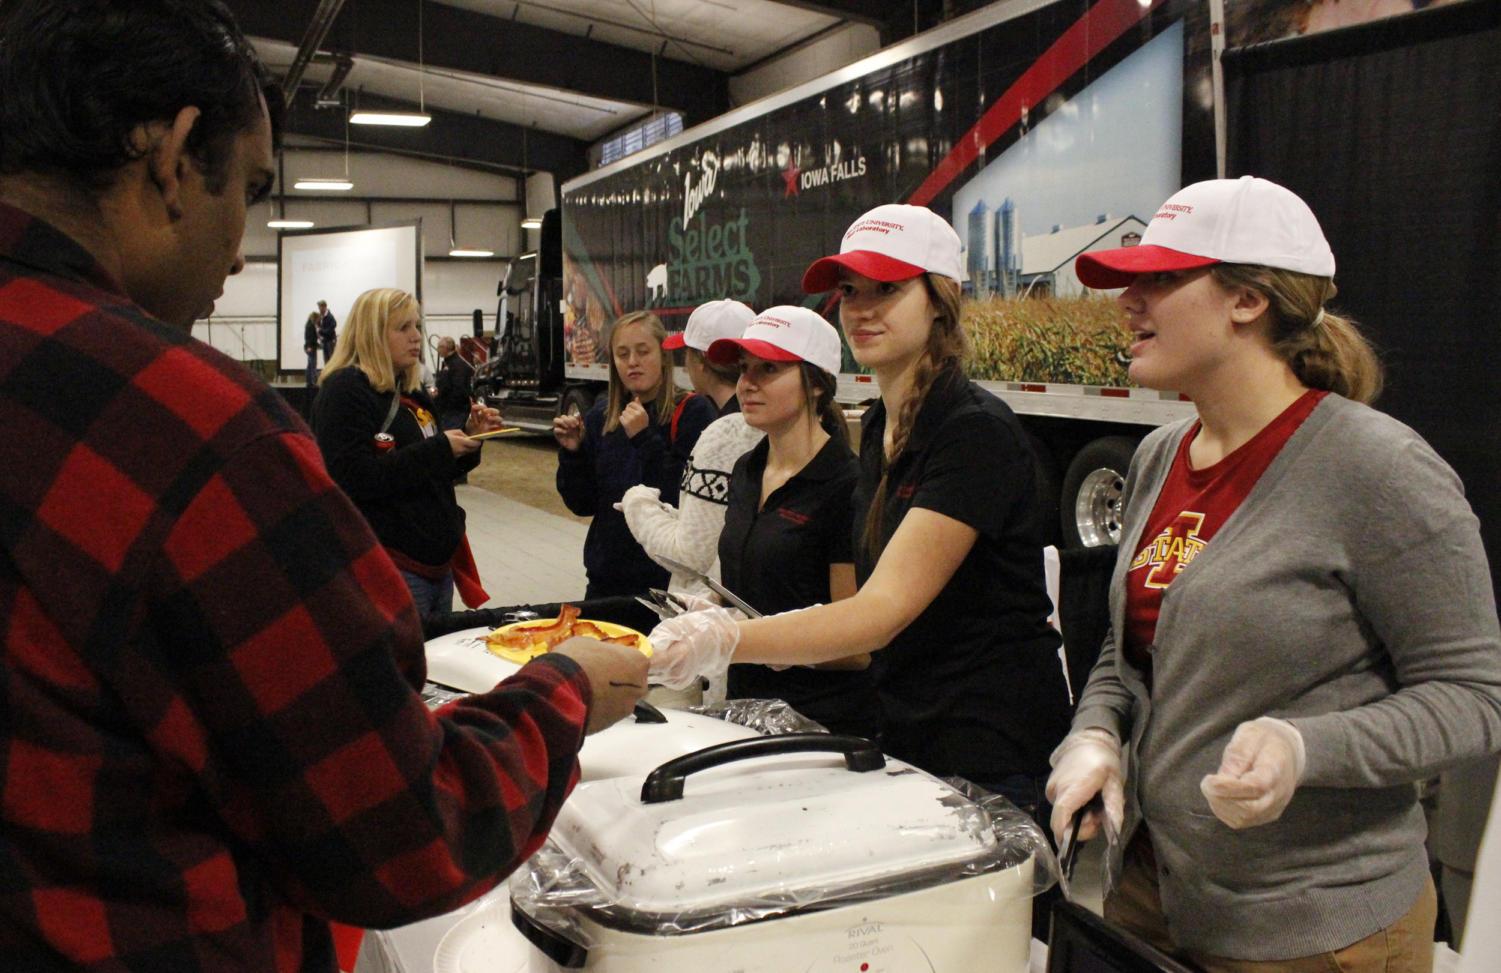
top-left (859, 273), bottom-right (969, 559)
top-left (1210, 265), bottom-right (1383, 404)
top-left (799, 364), bottom-right (848, 448)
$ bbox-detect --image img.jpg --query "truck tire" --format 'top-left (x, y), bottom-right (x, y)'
top-left (559, 386), bottom-right (594, 420)
top-left (1061, 436), bottom-right (1138, 548)
top-left (1024, 430), bottom-right (1062, 548)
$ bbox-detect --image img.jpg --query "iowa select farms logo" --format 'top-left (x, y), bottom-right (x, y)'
top-left (781, 151), bottom-right (868, 197)
top-left (649, 152), bottom-right (761, 305)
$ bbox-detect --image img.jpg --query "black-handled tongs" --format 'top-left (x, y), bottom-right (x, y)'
top-left (1055, 795), bottom-right (1104, 903)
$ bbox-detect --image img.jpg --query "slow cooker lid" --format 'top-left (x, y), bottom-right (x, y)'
top-left (536, 750), bottom-right (1005, 920)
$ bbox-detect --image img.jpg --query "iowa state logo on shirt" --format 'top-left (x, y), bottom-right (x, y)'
top-left (1130, 512), bottom-right (1208, 589)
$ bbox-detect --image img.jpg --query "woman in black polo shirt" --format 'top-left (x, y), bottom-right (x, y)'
top-left (704, 306), bottom-right (879, 739)
top-left (649, 205), bottom-right (1071, 816)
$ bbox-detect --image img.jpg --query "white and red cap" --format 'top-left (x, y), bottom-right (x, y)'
top-left (662, 299), bottom-right (756, 351)
top-left (1075, 176), bottom-right (1336, 289)
top-left (706, 305), bottom-right (842, 376)
top-left (801, 203), bottom-right (966, 293)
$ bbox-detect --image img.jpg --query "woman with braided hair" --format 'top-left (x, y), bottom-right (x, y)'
top-left (647, 205), bottom-right (1071, 814)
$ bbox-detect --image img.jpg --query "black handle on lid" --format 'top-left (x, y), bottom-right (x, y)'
top-left (510, 901), bottom-right (588, 969)
top-left (631, 699), bottom-right (668, 723)
top-left (639, 733), bottom-right (885, 804)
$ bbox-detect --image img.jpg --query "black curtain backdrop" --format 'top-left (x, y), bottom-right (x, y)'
top-left (1224, 0), bottom-right (1501, 602)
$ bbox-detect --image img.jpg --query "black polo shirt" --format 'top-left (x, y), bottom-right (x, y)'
top-left (853, 369), bottom-right (1071, 782)
top-left (719, 436), bottom-right (880, 739)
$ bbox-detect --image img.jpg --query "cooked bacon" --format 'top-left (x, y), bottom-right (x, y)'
top-left (486, 603), bottom-right (581, 650)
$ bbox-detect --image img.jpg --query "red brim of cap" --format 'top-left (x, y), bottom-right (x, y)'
top-left (705, 336), bottom-right (804, 366)
top-left (661, 332), bottom-right (687, 350)
top-left (801, 251), bottom-right (927, 293)
top-left (1074, 245), bottom-right (1221, 289)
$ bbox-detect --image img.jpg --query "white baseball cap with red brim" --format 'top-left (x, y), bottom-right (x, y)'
top-left (662, 299), bottom-right (756, 351)
top-left (1075, 176), bottom-right (1336, 289)
top-left (801, 203), bottom-right (967, 293)
top-left (705, 306), bottom-right (843, 376)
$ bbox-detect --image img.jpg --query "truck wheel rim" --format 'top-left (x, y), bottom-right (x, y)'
top-left (1075, 468), bottom-right (1124, 547)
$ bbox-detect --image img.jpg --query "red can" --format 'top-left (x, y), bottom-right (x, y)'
top-left (373, 433), bottom-right (395, 453)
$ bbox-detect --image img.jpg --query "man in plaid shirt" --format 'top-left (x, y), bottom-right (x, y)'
top-left (0, 2), bottom-right (648, 969)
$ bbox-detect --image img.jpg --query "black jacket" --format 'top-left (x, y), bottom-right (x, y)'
top-left (556, 395), bottom-right (715, 595)
top-left (313, 367), bottom-right (481, 567)
top-left (435, 353), bottom-right (474, 419)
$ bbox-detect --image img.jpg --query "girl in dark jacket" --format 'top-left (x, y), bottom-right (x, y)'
top-left (313, 287), bottom-right (503, 614)
top-left (553, 310), bottom-right (715, 597)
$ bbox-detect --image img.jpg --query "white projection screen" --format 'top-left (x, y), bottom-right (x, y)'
top-left (277, 221), bottom-right (422, 372)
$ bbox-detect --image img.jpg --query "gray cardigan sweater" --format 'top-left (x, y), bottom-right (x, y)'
top-left (1072, 393), bottom-right (1501, 959)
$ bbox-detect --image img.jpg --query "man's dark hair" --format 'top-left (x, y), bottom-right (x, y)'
top-left (0, 0), bottom-right (284, 194)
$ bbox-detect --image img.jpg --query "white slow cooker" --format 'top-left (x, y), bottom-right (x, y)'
top-left (509, 734), bottom-right (1037, 972)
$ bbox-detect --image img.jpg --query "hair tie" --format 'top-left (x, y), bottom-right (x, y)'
top-left (1311, 308), bottom-right (1327, 329)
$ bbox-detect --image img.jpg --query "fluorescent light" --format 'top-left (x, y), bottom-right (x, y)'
top-left (293, 178), bottom-right (354, 191)
top-left (518, 251), bottom-right (538, 260)
top-left (267, 219), bottom-right (315, 229)
top-left (448, 248), bottom-right (496, 258)
top-left (350, 110), bottom-right (432, 127)
top-left (520, 217), bottom-right (543, 229)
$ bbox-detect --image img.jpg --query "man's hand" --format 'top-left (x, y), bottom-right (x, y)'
top-left (619, 396), bottom-right (649, 438)
top-left (551, 637), bottom-right (649, 734)
top-left (1200, 717), bottom-right (1306, 829)
top-left (553, 414), bottom-right (584, 451)
top-left (444, 429), bottom-right (480, 456)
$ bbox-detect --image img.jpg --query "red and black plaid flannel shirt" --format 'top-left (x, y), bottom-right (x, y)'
top-left (0, 202), bottom-right (592, 971)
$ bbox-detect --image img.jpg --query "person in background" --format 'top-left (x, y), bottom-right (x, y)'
top-left (554, 310), bottom-right (716, 597)
top-left (620, 299), bottom-right (763, 596)
top-left (1046, 177), bottom-right (1501, 972)
top-left (315, 289), bottom-right (500, 615)
top-left (317, 297), bottom-right (337, 363)
top-left (304, 309), bottom-right (321, 386)
top-left (0, 3), bottom-right (647, 971)
top-left (704, 306), bottom-right (879, 738)
top-left (647, 204), bottom-right (1072, 819)
top-left (435, 335), bottom-right (476, 430)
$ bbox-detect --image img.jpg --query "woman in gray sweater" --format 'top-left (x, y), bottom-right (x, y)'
top-left (1047, 177), bottom-right (1501, 971)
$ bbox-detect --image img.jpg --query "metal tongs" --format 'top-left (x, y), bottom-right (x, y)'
top-left (654, 555), bottom-right (763, 618)
top-left (634, 587), bottom-right (690, 621)
top-left (1055, 795), bottom-right (1108, 903)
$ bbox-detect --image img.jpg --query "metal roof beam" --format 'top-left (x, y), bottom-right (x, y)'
top-left (228, 0), bottom-right (731, 126)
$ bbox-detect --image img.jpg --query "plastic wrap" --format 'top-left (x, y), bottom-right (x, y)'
top-left (941, 776), bottom-right (1062, 897)
top-left (687, 697), bottom-right (829, 735)
top-left (509, 761), bottom-right (1045, 952)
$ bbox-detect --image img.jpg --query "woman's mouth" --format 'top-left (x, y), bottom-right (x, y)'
top-left (1129, 330), bottom-right (1156, 356)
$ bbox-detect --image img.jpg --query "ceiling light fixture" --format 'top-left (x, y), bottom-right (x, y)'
top-left (294, 177), bottom-right (354, 191)
top-left (268, 219), bottom-right (316, 229)
top-left (350, 110), bottom-right (431, 127)
top-left (448, 200), bottom-right (494, 258)
top-left (520, 217), bottom-right (542, 229)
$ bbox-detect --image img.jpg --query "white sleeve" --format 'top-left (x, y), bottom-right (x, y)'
top-left (622, 415), bottom-right (762, 578)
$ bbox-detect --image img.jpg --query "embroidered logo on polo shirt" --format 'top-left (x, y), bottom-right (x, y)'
top-left (777, 508), bottom-right (811, 525)
top-left (1130, 511), bottom-right (1207, 588)
top-left (895, 483), bottom-right (916, 499)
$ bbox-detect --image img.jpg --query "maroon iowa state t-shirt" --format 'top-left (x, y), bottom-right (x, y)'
top-left (1123, 390), bottom-right (1327, 667)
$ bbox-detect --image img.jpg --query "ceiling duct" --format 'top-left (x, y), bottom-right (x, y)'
top-left (283, 0), bottom-right (348, 98)
top-left (314, 52), bottom-right (356, 107)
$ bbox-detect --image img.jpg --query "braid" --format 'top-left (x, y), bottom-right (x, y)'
top-left (861, 354), bottom-right (941, 558)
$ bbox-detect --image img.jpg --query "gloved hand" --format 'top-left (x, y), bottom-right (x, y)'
top-left (1200, 717), bottom-right (1305, 829)
top-left (1046, 728), bottom-right (1126, 846)
top-left (647, 606), bottom-right (741, 690)
top-left (614, 484), bottom-right (672, 519)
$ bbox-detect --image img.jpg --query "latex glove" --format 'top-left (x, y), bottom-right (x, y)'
top-left (1200, 717), bottom-right (1305, 829)
top-left (1046, 728), bottom-right (1126, 846)
top-left (647, 606), bottom-right (741, 690)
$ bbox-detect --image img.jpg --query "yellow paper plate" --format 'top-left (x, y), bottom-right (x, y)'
top-left (467, 427), bottom-right (525, 441)
top-left (484, 618), bottom-right (653, 665)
